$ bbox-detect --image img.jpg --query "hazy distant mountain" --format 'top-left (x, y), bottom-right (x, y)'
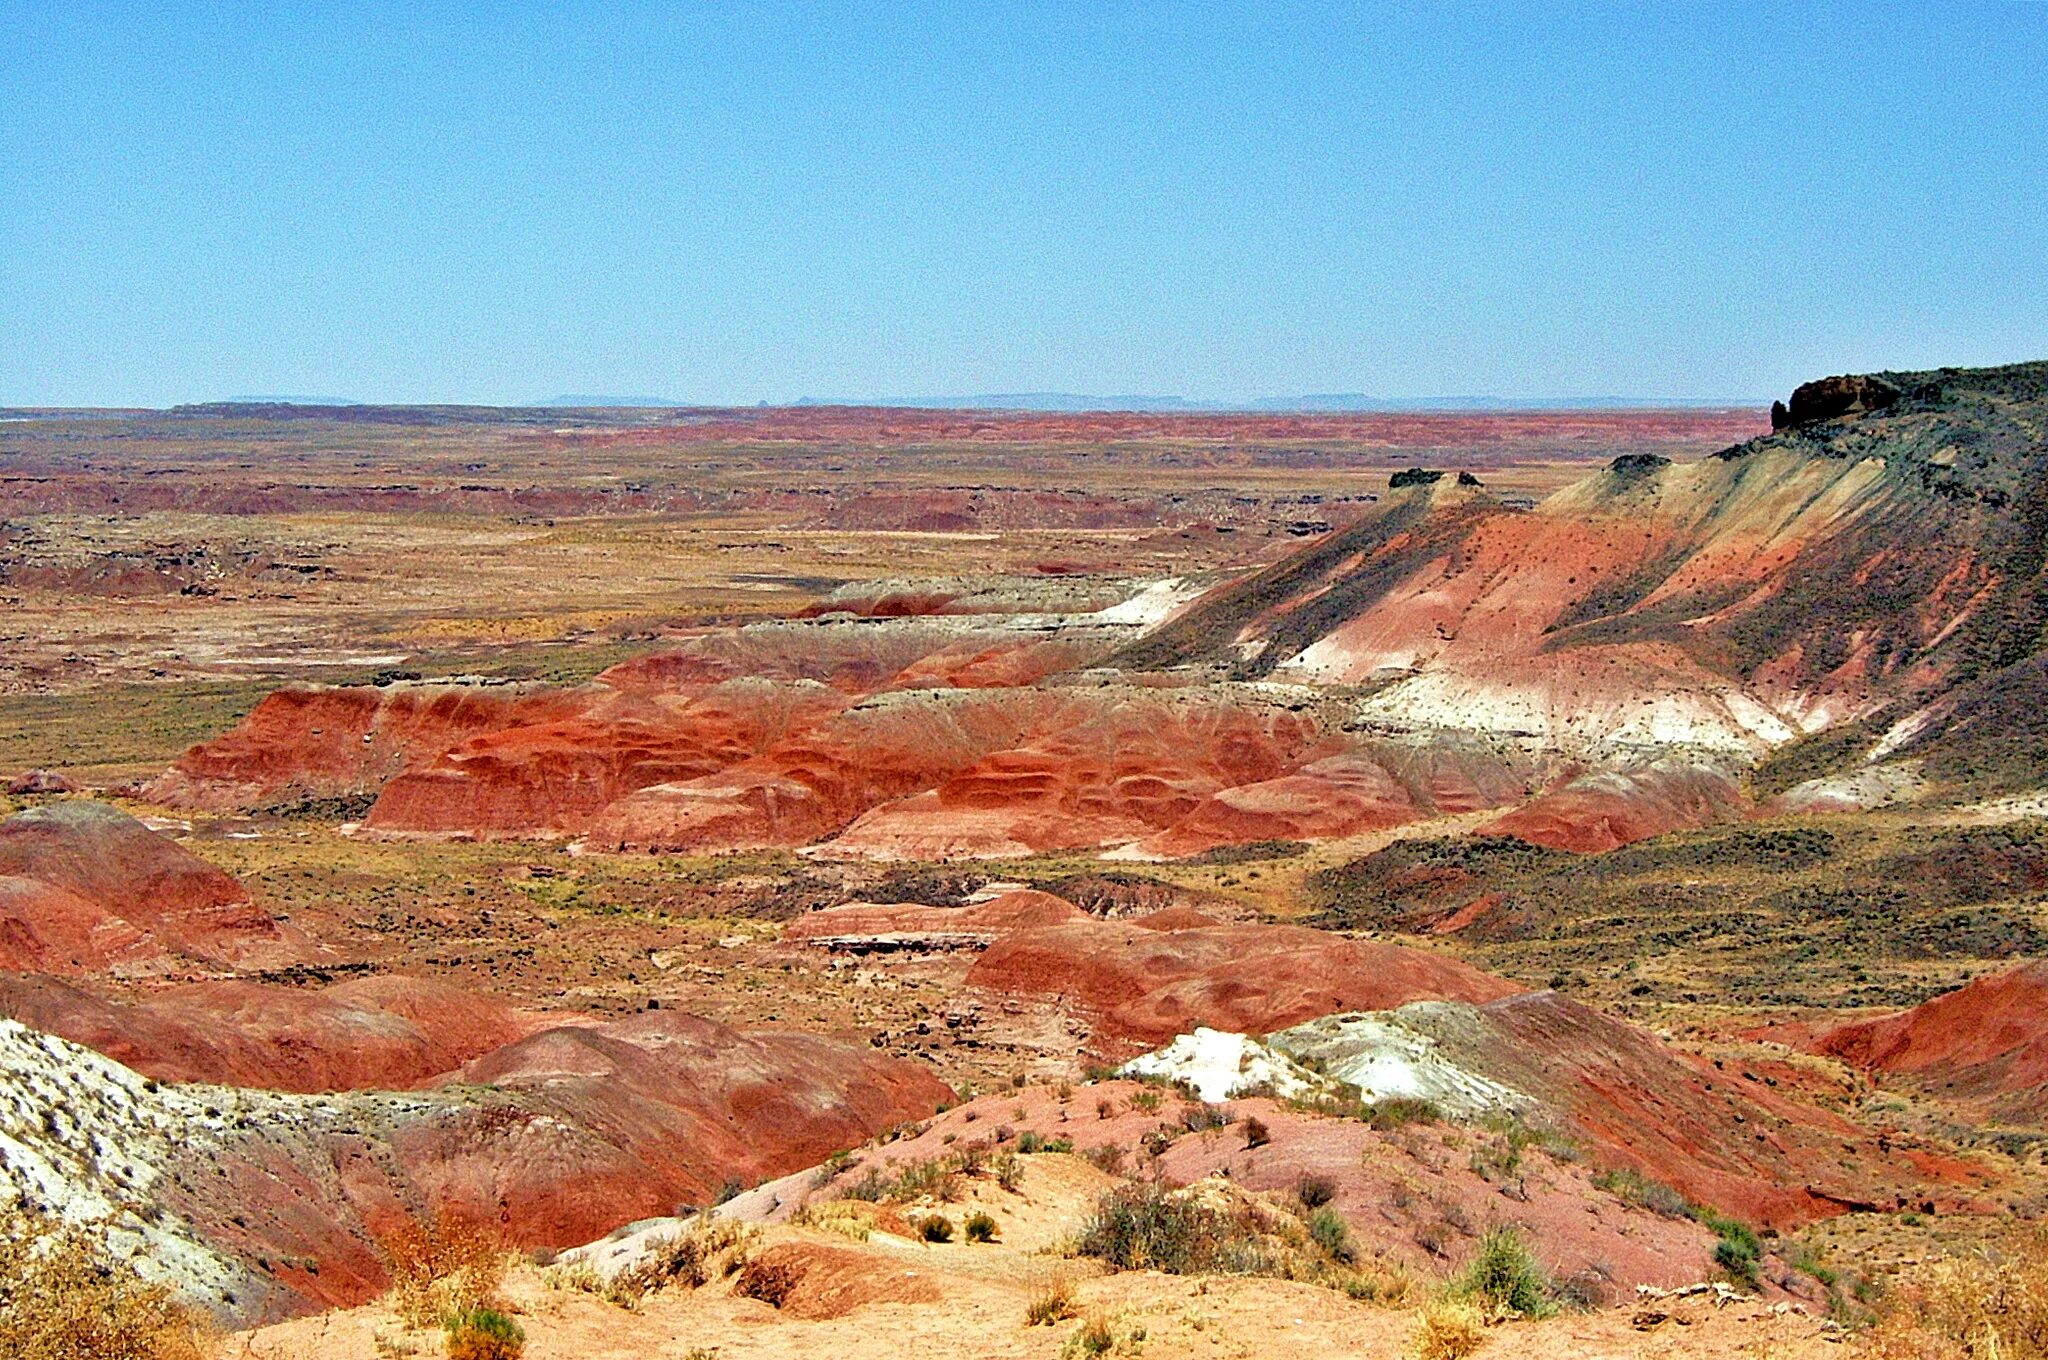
top-left (226, 395), bottom-right (361, 406)
top-left (533, 394), bottom-right (698, 408)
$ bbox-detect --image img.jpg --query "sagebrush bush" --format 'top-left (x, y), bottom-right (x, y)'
top-left (1409, 1298), bottom-right (1484, 1360)
top-left (964, 1211), bottom-right (1000, 1243)
top-left (1075, 1182), bottom-right (1269, 1276)
top-left (378, 1213), bottom-right (510, 1329)
top-left (1453, 1225), bottom-right (1555, 1319)
top-left (0, 1208), bottom-right (216, 1360)
top-left (1024, 1270), bottom-right (1078, 1325)
top-left (443, 1307), bottom-right (524, 1360)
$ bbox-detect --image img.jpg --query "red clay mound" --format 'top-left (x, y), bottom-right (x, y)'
top-left (0, 972), bottom-right (543, 1090)
top-left (782, 888), bottom-right (1085, 948)
top-left (432, 1010), bottom-right (955, 1243)
top-left (0, 1007), bottom-right (950, 1320)
top-left (145, 683), bottom-right (597, 811)
top-left (1477, 763), bottom-right (1750, 853)
top-left (820, 696), bottom-right (1328, 858)
top-left (584, 688), bottom-right (1077, 851)
top-left (1407, 990), bottom-right (1992, 1228)
top-left (966, 918), bottom-right (1518, 1056)
top-left (1133, 744), bottom-right (1528, 858)
top-left (0, 801), bottom-right (303, 973)
top-left (1809, 960), bottom-right (2048, 1125)
top-left (362, 681), bottom-right (846, 838)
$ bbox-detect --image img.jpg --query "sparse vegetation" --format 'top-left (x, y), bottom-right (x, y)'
top-left (1451, 1225), bottom-right (1556, 1319)
top-left (0, 1208), bottom-right (217, 1360)
top-left (1025, 1270), bottom-right (1079, 1325)
top-left (1409, 1297), bottom-right (1486, 1360)
top-left (1859, 1225), bottom-right (2048, 1360)
top-left (964, 1211), bottom-right (1000, 1243)
top-left (442, 1307), bottom-right (524, 1360)
top-left (378, 1214), bottom-right (510, 1330)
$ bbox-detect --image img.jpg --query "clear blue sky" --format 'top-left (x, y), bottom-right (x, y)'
top-left (3, 2), bottom-right (2044, 407)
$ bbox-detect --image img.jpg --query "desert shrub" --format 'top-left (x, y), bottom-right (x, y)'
top-left (1859, 1225), bottom-right (2048, 1360)
top-left (1590, 1167), bottom-right (1692, 1219)
top-left (964, 1211), bottom-right (1000, 1243)
top-left (603, 1229), bottom-right (710, 1305)
top-left (443, 1308), bottom-right (523, 1360)
top-left (1297, 1174), bottom-right (1338, 1209)
top-left (994, 1151), bottom-right (1025, 1192)
top-left (1128, 1089), bottom-right (1164, 1114)
top-left (791, 1200), bottom-right (874, 1243)
top-left (1016, 1130), bottom-right (1074, 1154)
top-left (1409, 1298), bottom-right (1485, 1360)
top-left (733, 1254), bottom-right (804, 1308)
top-left (0, 1208), bottom-right (217, 1360)
top-left (1452, 1225), bottom-right (1555, 1319)
top-left (1084, 1144), bottom-right (1127, 1177)
top-left (1307, 1207), bottom-right (1355, 1264)
top-left (1699, 1211), bottom-right (1762, 1291)
top-left (1365, 1097), bottom-right (1442, 1130)
top-left (1064, 1310), bottom-right (1116, 1357)
top-left (1181, 1102), bottom-right (1230, 1133)
top-left (1075, 1182), bottom-right (1268, 1276)
top-left (378, 1214), bottom-right (509, 1329)
top-left (916, 1214), bottom-right (955, 1243)
top-left (1025, 1270), bottom-right (1079, 1325)
top-left (1243, 1116), bottom-right (1271, 1149)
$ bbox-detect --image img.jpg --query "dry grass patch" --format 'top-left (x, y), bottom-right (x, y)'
top-left (1861, 1225), bottom-right (2048, 1360)
top-left (0, 1208), bottom-right (217, 1360)
top-left (377, 1214), bottom-right (512, 1330)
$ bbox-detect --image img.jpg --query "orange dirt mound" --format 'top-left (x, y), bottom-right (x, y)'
top-left (145, 683), bottom-right (598, 811)
top-left (965, 918), bottom-right (1519, 1055)
top-left (0, 801), bottom-right (303, 973)
top-left (1476, 763), bottom-right (1750, 853)
top-left (0, 972), bottom-right (543, 1090)
top-left (1809, 959), bottom-right (2048, 1125)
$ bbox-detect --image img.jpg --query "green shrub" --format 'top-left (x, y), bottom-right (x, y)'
top-left (964, 1211), bottom-right (1000, 1243)
top-left (444, 1308), bottom-right (524, 1360)
top-left (917, 1214), bottom-right (955, 1243)
top-left (1306, 1207), bottom-right (1354, 1264)
top-left (1297, 1173), bottom-right (1338, 1209)
top-left (1075, 1182), bottom-right (1267, 1276)
top-left (1701, 1211), bottom-right (1763, 1290)
top-left (1453, 1225), bottom-right (1556, 1318)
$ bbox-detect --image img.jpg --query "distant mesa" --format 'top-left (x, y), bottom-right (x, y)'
top-left (1607, 451), bottom-right (1670, 475)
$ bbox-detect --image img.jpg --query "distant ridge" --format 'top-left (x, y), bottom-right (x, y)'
top-left (786, 393), bottom-right (1766, 412)
top-left (534, 394), bottom-right (698, 408)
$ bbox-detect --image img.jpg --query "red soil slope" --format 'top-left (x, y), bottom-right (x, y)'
top-left (144, 683), bottom-right (598, 811)
top-left (965, 917), bottom-right (1519, 1055)
top-left (1809, 960), bottom-right (2048, 1126)
top-left (0, 801), bottom-right (303, 973)
top-left (1477, 763), bottom-right (1750, 853)
top-left (0, 972), bottom-right (543, 1091)
top-left (1422, 990), bottom-right (1987, 1229)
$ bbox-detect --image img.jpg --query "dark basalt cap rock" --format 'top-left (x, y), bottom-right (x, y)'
top-left (1608, 453), bottom-right (1671, 476)
top-left (1771, 374), bottom-right (1902, 429)
top-left (1389, 467), bottom-right (1445, 488)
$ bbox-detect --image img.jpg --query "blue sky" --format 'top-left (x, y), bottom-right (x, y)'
top-left (2, 2), bottom-right (2044, 406)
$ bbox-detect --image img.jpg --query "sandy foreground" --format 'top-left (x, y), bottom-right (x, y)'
top-left (230, 1223), bottom-right (1840, 1360)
